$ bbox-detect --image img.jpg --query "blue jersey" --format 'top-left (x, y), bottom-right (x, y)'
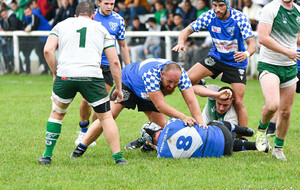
top-left (122, 58), bottom-right (192, 101)
top-left (94, 9), bottom-right (126, 66)
top-left (190, 8), bottom-right (254, 69)
top-left (156, 118), bottom-right (225, 158)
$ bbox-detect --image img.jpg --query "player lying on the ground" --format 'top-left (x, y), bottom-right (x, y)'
top-left (124, 118), bottom-right (271, 158)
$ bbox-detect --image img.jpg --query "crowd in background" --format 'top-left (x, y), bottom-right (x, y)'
top-left (0, 0), bottom-right (298, 75)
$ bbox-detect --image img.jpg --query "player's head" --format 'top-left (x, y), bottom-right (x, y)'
top-left (141, 122), bottom-right (163, 145)
top-left (215, 86), bottom-right (234, 114)
top-left (161, 62), bottom-right (182, 95)
top-left (97, 0), bottom-right (115, 16)
top-left (211, 0), bottom-right (230, 19)
top-left (75, 2), bottom-right (95, 17)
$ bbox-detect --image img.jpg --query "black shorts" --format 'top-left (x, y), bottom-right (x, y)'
top-left (101, 65), bottom-right (114, 87)
top-left (208, 121), bottom-right (233, 156)
top-left (110, 83), bottom-right (159, 112)
top-left (296, 71), bottom-right (300, 93)
top-left (200, 55), bottom-right (247, 84)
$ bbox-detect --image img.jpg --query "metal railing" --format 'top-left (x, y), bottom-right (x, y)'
top-left (0, 30), bottom-right (259, 75)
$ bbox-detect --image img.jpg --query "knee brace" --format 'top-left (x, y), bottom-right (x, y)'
top-left (52, 98), bottom-right (67, 114)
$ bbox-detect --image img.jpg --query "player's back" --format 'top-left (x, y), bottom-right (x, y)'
top-left (157, 118), bottom-right (225, 159)
top-left (54, 16), bottom-right (114, 77)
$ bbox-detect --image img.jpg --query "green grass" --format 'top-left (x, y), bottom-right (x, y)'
top-left (0, 75), bottom-right (299, 189)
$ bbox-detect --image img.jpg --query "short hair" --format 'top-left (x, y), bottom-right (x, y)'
top-left (173, 13), bottom-right (182, 18)
top-left (218, 86), bottom-right (234, 100)
top-left (163, 62), bottom-right (182, 72)
top-left (132, 16), bottom-right (140, 21)
top-left (0, 3), bottom-right (8, 12)
top-left (75, 2), bottom-right (94, 17)
top-left (11, 0), bottom-right (18, 5)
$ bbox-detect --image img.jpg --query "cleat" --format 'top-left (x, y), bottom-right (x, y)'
top-left (255, 131), bottom-right (267, 152)
top-left (38, 156), bottom-right (51, 165)
top-left (141, 144), bottom-right (154, 152)
top-left (272, 148), bottom-right (287, 161)
top-left (125, 138), bottom-right (145, 150)
top-left (75, 131), bottom-right (96, 147)
top-left (70, 149), bottom-right (85, 159)
top-left (116, 159), bottom-right (129, 165)
top-left (245, 128), bottom-right (254, 137)
top-left (266, 125), bottom-right (276, 137)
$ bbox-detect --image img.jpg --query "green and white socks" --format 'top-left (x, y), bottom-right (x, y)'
top-left (43, 118), bottom-right (62, 158)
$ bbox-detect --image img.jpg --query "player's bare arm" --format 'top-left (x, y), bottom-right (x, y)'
top-left (148, 90), bottom-right (196, 126)
top-left (258, 22), bottom-right (298, 62)
top-left (233, 36), bottom-right (256, 63)
top-left (118, 39), bottom-right (131, 65)
top-left (172, 25), bottom-right (194, 52)
top-left (44, 35), bottom-right (58, 82)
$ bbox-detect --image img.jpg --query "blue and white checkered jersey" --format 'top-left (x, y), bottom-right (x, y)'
top-left (122, 58), bottom-right (192, 101)
top-left (156, 118), bottom-right (225, 158)
top-left (190, 8), bottom-right (254, 69)
top-left (94, 9), bottom-right (126, 66)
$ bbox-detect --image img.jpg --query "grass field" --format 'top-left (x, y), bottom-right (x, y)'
top-left (0, 75), bottom-right (299, 189)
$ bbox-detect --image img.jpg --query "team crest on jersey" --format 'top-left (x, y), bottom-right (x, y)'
top-left (204, 57), bottom-right (216, 66)
top-left (226, 27), bottom-right (235, 36)
top-left (297, 17), bottom-right (300, 24)
top-left (282, 14), bottom-right (287, 24)
top-left (109, 22), bottom-right (118, 31)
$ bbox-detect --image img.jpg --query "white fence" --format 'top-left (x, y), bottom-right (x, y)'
top-left (0, 30), bottom-right (259, 76)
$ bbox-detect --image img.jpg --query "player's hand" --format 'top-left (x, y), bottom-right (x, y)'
top-left (199, 124), bottom-right (208, 129)
top-left (286, 48), bottom-right (299, 62)
top-left (112, 88), bottom-right (123, 103)
top-left (145, 141), bottom-right (158, 151)
top-left (182, 115), bottom-right (196, 126)
top-left (52, 75), bottom-right (56, 83)
top-left (172, 42), bottom-right (186, 52)
top-left (234, 51), bottom-right (248, 62)
top-left (217, 89), bottom-right (232, 99)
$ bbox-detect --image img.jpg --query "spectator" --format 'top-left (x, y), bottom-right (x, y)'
top-left (22, 5), bottom-right (52, 74)
top-left (0, 3), bottom-right (24, 73)
top-left (175, 0), bottom-right (197, 26)
top-left (118, 0), bottom-right (150, 25)
top-left (10, 0), bottom-right (24, 21)
top-left (230, 0), bottom-right (243, 11)
top-left (52, 0), bottom-right (75, 27)
top-left (242, 0), bottom-right (262, 31)
top-left (171, 14), bottom-right (184, 62)
top-left (196, 0), bottom-right (209, 17)
top-left (154, 0), bottom-right (166, 25)
top-left (127, 16), bottom-right (147, 62)
top-left (138, 17), bottom-right (161, 59)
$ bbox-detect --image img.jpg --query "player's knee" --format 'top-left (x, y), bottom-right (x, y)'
top-left (52, 99), bottom-right (67, 114)
top-left (279, 109), bottom-right (291, 120)
top-left (265, 104), bottom-right (279, 114)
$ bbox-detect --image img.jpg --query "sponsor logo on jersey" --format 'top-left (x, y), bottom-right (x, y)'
top-left (226, 27), bottom-right (235, 36)
top-left (282, 14), bottom-right (287, 24)
top-left (109, 22), bottom-right (118, 31)
top-left (212, 38), bottom-right (238, 53)
top-left (141, 92), bottom-right (150, 100)
top-left (204, 57), bottom-right (216, 66)
top-left (212, 26), bottom-right (221, 33)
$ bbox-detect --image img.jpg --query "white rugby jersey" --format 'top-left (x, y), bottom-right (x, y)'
top-left (50, 16), bottom-right (115, 77)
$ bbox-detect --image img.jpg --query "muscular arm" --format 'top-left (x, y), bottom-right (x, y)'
top-left (258, 22), bottom-right (299, 62)
top-left (44, 35), bottom-right (58, 80)
top-left (172, 25), bottom-right (194, 52)
top-left (181, 87), bottom-right (204, 126)
top-left (148, 90), bottom-right (196, 126)
top-left (118, 39), bottom-right (131, 65)
top-left (105, 47), bottom-right (123, 101)
top-left (233, 36), bottom-right (256, 62)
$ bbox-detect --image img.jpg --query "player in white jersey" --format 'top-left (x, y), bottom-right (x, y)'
top-left (256, 0), bottom-right (300, 161)
top-left (38, 2), bottom-right (128, 165)
top-left (172, 0), bottom-right (256, 128)
top-left (75, 0), bottom-right (131, 147)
